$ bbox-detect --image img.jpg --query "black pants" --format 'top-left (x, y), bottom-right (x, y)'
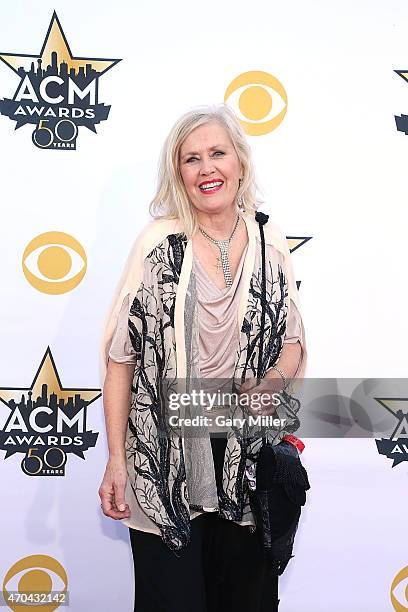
top-left (129, 436), bottom-right (279, 612)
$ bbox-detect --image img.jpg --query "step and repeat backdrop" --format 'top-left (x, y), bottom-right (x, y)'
top-left (0, 1), bottom-right (407, 611)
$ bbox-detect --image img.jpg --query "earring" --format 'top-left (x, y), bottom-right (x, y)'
top-left (238, 178), bottom-right (245, 209)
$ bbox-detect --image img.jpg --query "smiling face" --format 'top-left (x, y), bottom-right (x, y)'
top-left (179, 121), bottom-right (243, 216)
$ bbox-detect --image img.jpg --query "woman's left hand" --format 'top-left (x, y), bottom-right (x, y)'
top-left (238, 376), bottom-right (284, 416)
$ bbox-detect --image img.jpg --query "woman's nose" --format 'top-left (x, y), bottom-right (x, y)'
top-left (199, 156), bottom-right (215, 175)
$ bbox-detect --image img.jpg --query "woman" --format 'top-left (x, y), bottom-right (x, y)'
top-left (99, 104), bottom-right (307, 612)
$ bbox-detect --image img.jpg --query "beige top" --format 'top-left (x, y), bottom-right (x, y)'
top-left (194, 245), bottom-right (248, 432)
top-left (107, 244), bottom-right (302, 535)
top-left (109, 247), bottom-right (302, 367)
top-left (101, 212), bottom-right (307, 383)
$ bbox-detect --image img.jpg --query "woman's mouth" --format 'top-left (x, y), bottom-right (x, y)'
top-left (198, 180), bottom-right (224, 194)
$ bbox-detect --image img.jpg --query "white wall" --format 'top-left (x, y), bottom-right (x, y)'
top-left (0, 1), bottom-right (407, 610)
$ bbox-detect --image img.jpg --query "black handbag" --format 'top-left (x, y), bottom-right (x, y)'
top-left (248, 211), bottom-right (311, 576)
top-left (247, 438), bottom-right (310, 575)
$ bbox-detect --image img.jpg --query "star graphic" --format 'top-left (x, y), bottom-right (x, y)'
top-left (0, 11), bottom-right (120, 77)
top-left (395, 69), bottom-right (408, 85)
top-left (374, 397), bottom-right (408, 418)
top-left (287, 236), bottom-right (312, 255)
top-left (0, 347), bottom-right (101, 408)
top-left (286, 236), bottom-right (312, 290)
top-left (375, 397), bottom-right (408, 465)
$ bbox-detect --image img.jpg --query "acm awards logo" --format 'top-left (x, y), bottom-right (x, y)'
top-left (395, 67), bottom-right (408, 135)
top-left (0, 348), bottom-right (100, 476)
top-left (375, 397), bottom-right (408, 467)
top-left (0, 12), bottom-right (120, 150)
top-left (286, 237), bottom-right (312, 291)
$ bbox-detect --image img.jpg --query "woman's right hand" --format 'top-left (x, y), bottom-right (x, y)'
top-left (99, 456), bottom-right (131, 520)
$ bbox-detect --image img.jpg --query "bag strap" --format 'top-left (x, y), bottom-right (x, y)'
top-left (255, 210), bottom-right (269, 445)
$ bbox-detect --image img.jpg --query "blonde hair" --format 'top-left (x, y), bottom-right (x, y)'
top-left (149, 104), bottom-right (261, 238)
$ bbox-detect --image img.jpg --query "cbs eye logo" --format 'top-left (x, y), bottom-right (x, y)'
top-left (224, 70), bottom-right (288, 136)
top-left (2, 554), bottom-right (68, 611)
top-left (22, 232), bottom-right (87, 294)
top-left (391, 565), bottom-right (408, 611)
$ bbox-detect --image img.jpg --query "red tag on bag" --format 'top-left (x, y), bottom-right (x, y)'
top-left (282, 434), bottom-right (305, 453)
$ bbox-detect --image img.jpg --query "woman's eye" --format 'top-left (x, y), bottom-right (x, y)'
top-left (184, 151), bottom-right (224, 163)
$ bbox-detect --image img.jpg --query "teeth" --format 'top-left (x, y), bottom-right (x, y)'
top-left (200, 181), bottom-right (223, 190)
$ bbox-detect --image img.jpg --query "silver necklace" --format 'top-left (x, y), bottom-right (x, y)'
top-left (199, 214), bottom-right (240, 287)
